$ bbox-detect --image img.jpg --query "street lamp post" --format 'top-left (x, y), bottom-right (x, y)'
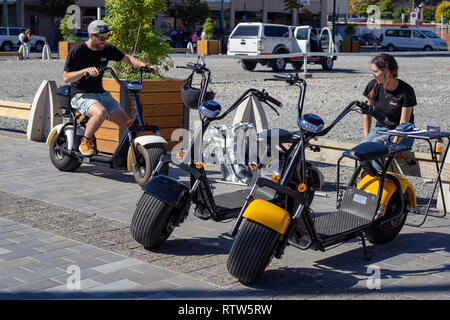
top-left (3, 0), bottom-right (8, 27)
top-left (332, 0), bottom-right (336, 43)
top-left (429, 0), bottom-right (432, 23)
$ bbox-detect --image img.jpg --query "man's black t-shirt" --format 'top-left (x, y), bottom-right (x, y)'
top-left (64, 42), bottom-right (125, 98)
top-left (363, 78), bottom-right (417, 128)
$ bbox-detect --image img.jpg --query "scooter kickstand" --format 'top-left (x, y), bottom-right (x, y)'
top-left (360, 232), bottom-right (373, 261)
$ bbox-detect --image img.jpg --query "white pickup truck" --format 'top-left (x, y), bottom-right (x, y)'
top-left (227, 22), bottom-right (338, 72)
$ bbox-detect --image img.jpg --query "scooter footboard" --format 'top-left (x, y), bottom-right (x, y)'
top-left (242, 199), bottom-right (291, 237)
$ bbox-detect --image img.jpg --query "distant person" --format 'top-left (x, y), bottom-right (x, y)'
top-left (192, 31), bottom-right (198, 53)
top-left (201, 30), bottom-right (206, 40)
top-left (24, 29), bottom-right (32, 59)
top-left (18, 29), bottom-right (31, 59)
top-left (362, 54), bottom-right (417, 168)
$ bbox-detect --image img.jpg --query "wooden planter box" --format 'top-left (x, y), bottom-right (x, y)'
top-left (341, 40), bottom-right (360, 52)
top-left (197, 40), bottom-right (220, 55)
top-left (58, 41), bottom-right (81, 59)
top-left (97, 78), bottom-right (186, 154)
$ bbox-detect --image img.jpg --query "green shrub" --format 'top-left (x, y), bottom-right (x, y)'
top-left (202, 17), bottom-right (214, 40)
top-left (59, 13), bottom-right (81, 42)
top-left (436, 1), bottom-right (450, 23)
top-left (104, 0), bottom-right (173, 79)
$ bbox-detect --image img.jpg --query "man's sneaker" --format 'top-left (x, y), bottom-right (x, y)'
top-left (79, 137), bottom-right (96, 156)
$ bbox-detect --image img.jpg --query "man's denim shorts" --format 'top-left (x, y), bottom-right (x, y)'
top-left (71, 91), bottom-right (122, 118)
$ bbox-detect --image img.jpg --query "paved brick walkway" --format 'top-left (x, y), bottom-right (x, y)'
top-left (0, 134), bottom-right (449, 299)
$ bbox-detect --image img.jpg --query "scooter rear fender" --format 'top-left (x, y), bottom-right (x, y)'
top-left (242, 199), bottom-right (291, 238)
top-left (46, 124), bottom-right (77, 150)
top-left (127, 135), bottom-right (168, 171)
top-left (357, 172), bottom-right (416, 216)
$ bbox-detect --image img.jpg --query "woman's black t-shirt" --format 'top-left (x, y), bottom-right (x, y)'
top-left (64, 42), bottom-right (125, 98)
top-left (363, 78), bottom-right (417, 128)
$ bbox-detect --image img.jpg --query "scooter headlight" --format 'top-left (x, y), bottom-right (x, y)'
top-left (299, 113), bottom-right (324, 133)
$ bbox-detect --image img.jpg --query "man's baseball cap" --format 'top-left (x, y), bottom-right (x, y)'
top-left (88, 20), bottom-right (110, 34)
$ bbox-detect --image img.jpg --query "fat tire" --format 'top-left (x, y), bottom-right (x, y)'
top-left (132, 143), bottom-right (168, 187)
top-left (49, 131), bottom-right (81, 172)
top-left (227, 219), bottom-right (280, 283)
top-left (366, 191), bottom-right (408, 244)
top-left (242, 60), bottom-right (257, 71)
top-left (131, 192), bottom-right (176, 249)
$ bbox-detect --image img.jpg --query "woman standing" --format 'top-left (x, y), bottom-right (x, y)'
top-left (22, 29), bottom-right (32, 59)
top-left (363, 53), bottom-right (417, 147)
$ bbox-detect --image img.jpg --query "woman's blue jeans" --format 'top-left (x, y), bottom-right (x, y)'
top-left (363, 127), bottom-right (414, 171)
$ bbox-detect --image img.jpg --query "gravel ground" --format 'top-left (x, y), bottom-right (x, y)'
top-left (0, 53), bottom-right (448, 202)
top-left (1, 53), bottom-right (449, 147)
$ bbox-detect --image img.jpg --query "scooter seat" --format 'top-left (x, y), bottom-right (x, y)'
top-left (343, 142), bottom-right (389, 161)
top-left (257, 128), bottom-right (294, 144)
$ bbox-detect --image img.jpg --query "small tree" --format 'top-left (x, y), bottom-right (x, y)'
top-left (344, 24), bottom-right (356, 40)
top-left (202, 17), bottom-right (214, 40)
top-left (435, 1), bottom-right (450, 23)
top-left (104, 0), bottom-right (173, 78)
top-left (59, 13), bottom-right (80, 42)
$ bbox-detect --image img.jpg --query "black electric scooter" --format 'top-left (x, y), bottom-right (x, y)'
top-left (227, 74), bottom-right (417, 283)
top-left (130, 65), bottom-right (322, 250)
top-left (46, 66), bottom-right (168, 186)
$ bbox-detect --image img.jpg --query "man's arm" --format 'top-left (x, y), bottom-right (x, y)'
top-left (63, 67), bottom-right (100, 83)
top-left (121, 54), bottom-right (159, 75)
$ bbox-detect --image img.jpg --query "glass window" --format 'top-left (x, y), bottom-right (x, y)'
top-left (385, 30), bottom-right (399, 37)
top-left (296, 28), bottom-right (309, 40)
top-left (413, 30), bottom-right (425, 38)
top-left (398, 30), bottom-right (411, 37)
top-left (264, 26), bottom-right (289, 37)
top-left (230, 26), bottom-right (259, 38)
top-left (422, 30), bottom-right (438, 38)
top-left (9, 28), bottom-right (21, 36)
top-left (0, 28), bottom-right (6, 35)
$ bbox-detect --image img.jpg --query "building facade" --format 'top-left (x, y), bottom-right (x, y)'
top-left (1, 0), bottom-right (347, 50)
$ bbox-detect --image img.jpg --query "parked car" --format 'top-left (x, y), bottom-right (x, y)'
top-left (0, 26), bottom-right (47, 52)
top-left (227, 23), bottom-right (337, 72)
top-left (381, 28), bottom-right (448, 51)
top-left (356, 33), bottom-right (381, 46)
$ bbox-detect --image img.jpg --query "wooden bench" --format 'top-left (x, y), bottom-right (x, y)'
top-left (0, 100), bottom-right (31, 119)
top-left (171, 48), bottom-right (191, 53)
top-left (0, 52), bottom-right (22, 57)
top-left (305, 138), bottom-right (450, 211)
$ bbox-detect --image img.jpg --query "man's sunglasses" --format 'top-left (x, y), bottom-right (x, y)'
top-left (94, 34), bottom-right (110, 41)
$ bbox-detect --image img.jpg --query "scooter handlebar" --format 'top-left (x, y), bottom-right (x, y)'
top-left (264, 93), bottom-right (283, 108)
top-left (264, 73), bottom-right (306, 86)
top-left (357, 102), bottom-right (397, 128)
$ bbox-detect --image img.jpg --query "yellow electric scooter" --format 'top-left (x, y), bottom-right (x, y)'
top-left (227, 74), bottom-right (416, 284)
